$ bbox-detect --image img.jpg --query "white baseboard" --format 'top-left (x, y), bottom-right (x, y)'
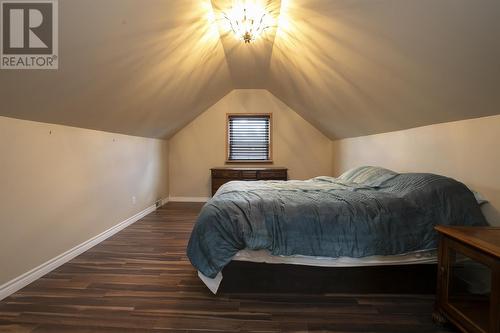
top-left (168, 196), bottom-right (209, 202)
top-left (0, 197), bottom-right (168, 301)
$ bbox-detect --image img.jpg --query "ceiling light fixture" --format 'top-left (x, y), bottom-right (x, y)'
top-left (222, 2), bottom-right (273, 43)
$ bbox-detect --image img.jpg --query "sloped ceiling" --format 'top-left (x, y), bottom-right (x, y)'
top-left (0, 0), bottom-right (232, 138)
top-left (267, 0), bottom-right (500, 139)
top-left (1, 0), bottom-right (499, 139)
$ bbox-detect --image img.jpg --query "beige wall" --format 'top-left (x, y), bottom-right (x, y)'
top-left (169, 89), bottom-right (333, 198)
top-left (332, 115), bottom-right (500, 226)
top-left (0, 116), bottom-right (169, 286)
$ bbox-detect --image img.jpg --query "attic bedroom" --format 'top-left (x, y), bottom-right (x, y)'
top-left (0, 0), bottom-right (499, 332)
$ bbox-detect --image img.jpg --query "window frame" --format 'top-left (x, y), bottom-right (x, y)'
top-left (225, 113), bottom-right (273, 163)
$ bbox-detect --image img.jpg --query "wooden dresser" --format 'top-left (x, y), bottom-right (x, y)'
top-left (211, 167), bottom-right (288, 196)
top-left (434, 226), bottom-right (500, 333)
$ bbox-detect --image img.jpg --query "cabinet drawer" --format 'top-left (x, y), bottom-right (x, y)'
top-left (211, 168), bottom-right (287, 196)
top-left (212, 169), bottom-right (241, 178)
top-left (257, 170), bottom-right (287, 180)
top-left (241, 170), bottom-right (257, 179)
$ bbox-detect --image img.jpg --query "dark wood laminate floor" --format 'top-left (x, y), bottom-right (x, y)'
top-left (0, 202), bottom-right (457, 333)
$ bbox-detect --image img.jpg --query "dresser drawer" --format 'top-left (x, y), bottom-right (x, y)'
top-left (257, 170), bottom-right (287, 180)
top-left (211, 167), bottom-right (288, 196)
top-left (212, 169), bottom-right (241, 179)
top-left (241, 170), bottom-right (257, 179)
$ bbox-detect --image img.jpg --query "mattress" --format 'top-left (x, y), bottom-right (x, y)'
top-left (198, 249), bottom-right (438, 294)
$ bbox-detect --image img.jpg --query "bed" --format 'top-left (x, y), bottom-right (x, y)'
top-left (187, 166), bottom-right (488, 293)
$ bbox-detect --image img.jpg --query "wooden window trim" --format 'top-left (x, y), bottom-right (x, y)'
top-left (225, 113), bottom-right (273, 164)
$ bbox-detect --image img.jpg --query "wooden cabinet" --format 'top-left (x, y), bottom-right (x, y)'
top-left (434, 226), bottom-right (500, 333)
top-left (211, 167), bottom-right (287, 196)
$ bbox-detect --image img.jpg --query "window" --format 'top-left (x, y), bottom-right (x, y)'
top-left (226, 114), bottom-right (272, 162)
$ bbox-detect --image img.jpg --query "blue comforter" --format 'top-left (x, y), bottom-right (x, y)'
top-left (187, 167), bottom-right (487, 278)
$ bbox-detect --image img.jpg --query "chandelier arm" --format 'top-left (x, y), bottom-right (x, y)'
top-left (222, 12), bottom-right (239, 35)
top-left (221, 5), bottom-right (273, 43)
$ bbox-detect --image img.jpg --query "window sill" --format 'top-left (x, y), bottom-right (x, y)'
top-left (225, 160), bottom-right (274, 164)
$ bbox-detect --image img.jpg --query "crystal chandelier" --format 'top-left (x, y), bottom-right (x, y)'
top-left (223, 2), bottom-right (272, 43)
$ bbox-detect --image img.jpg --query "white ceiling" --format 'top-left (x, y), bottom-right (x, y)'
top-left (1, 0), bottom-right (499, 139)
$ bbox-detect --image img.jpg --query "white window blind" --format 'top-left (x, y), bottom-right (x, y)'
top-left (227, 115), bottom-right (271, 161)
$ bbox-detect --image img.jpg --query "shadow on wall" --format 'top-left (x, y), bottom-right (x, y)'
top-left (0, 0), bottom-right (232, 139)
top-left (69, 0), bottom-right (231, 137)
top-left (268, 0), bottom-right (428, 138)
top-left (268, 0), bottom-right (500, 139)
